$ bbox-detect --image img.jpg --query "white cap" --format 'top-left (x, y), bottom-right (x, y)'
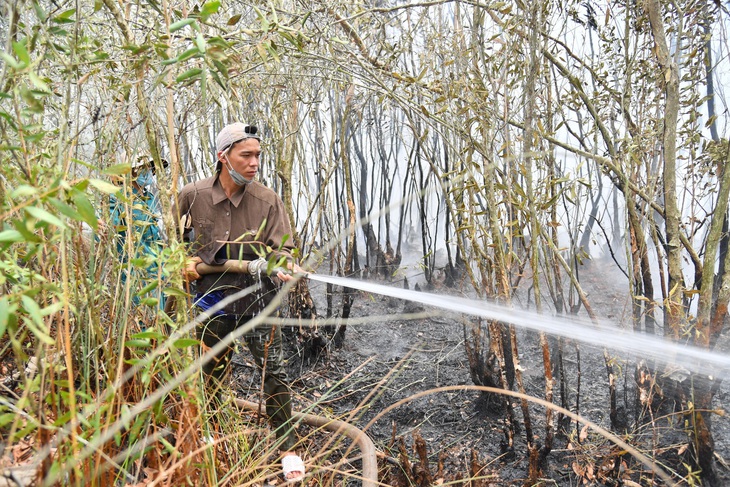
top-left (215, 123), bottom-right (260, 153)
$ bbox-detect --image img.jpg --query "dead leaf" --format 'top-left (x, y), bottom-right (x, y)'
top-left (12, 440), bottom-right (33, 463)
top-left (579, 424), bottom-right (589, 442)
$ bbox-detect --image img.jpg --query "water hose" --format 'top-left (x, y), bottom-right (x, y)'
top-left (195, 260), bottom-right (379, 487)
top-left (235, 398), bottom-right (379, 487)
top-left (196, 260), bottom-right (252, 275)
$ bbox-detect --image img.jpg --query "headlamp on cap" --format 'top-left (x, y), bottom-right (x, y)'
top-left (216, 123), bottom-right (260, 154)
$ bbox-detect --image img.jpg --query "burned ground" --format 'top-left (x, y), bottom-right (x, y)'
top-left (233, 258), bottom-right (730, 486)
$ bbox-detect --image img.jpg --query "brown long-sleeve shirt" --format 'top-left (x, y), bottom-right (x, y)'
top-left (178, 175), bottom-right (294, 315)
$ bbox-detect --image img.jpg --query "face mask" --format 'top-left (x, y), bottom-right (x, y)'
top-left (224, 155), bottom-right (253, 186)
top-left (136, 169), bottom-right (154, 187)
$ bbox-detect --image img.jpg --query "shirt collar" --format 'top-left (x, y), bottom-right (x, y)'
top-left (212, 174), bottom-right (246, 207)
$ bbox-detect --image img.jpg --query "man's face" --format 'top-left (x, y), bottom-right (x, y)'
top-left (221, 138), bottom-right (261, 180)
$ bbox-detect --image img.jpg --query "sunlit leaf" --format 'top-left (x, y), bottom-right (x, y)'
top-left (170, 18), bottom-right (195, 32)
top-left (162, 287), bottom-right (188, 298)
top-left (172, 338), bottom-right (199, 348)
top-left (12, 40), bottom-right (30, 65)
top-left (52, 9), bottom-right (76, 24)
top-left (0, 53), bottom-right (21, 70)
top-left (132, 331), bottom-right (165, 340)
top-left (175, 68), bottom-right (202, 83)
top-left (195, 33), bottom-right (206, 53)
top-left (103, 164), bottom-right (131, 176)
top-left (177, 48), bottom-right (200, 62)
top-left (89, 178), bottom-right (120, 194)
top-left (138, 297), bottom-right (159, 307)
top-left (25, 206), bottom-right (67, 229)
top-left (200, 0), bottom-right (221, 22)
top-left (0, 413), bottom-right (15, 428)
top-left (227, 14), bottom-right (241, 25)
top-left (136, 280), bottom-right (159, 296)
top-left (10, 185), bottom-right (38, 198)
top-left (40, 300), bottom-right (64, 317)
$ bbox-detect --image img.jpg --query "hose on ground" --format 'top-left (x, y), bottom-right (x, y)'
top-left (235, 398), bottom-right (379, 487)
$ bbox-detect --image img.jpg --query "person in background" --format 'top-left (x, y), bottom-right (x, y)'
top-left (177, 123), bottom-right (306, 481)
top-left (109, 155), bottom-right (167, 310)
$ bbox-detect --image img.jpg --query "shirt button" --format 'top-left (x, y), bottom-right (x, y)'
top-left (225, 231), bottom-right (229, 235)
top-left (226, 212), bottom-right (230, 216)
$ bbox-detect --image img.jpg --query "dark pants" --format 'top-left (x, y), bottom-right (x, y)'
top-left (197, 315), bottom-right (296, 451)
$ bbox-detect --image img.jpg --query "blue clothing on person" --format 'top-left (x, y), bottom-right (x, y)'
top-left (110, 183), bottom-right (165, 308)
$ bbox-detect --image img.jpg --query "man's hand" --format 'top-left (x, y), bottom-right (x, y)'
top-left (277, 262), bottom-right (308, 282)
top-left (184, 256), bottom-right (202, 282)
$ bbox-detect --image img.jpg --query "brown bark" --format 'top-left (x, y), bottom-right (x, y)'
top-left (645, 0), bottom-right (683, 337)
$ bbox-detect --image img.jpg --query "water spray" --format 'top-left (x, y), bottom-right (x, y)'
top-left (195, 260), bottom-right (729, 378)
top-left (301, 272), bottom-right (729, 379)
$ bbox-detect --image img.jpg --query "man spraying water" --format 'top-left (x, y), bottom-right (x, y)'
top-left (178, 123), bottom-right (306, 481)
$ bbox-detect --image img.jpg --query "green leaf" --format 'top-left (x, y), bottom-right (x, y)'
top-left (175, 68), bottom-right (202, 83)
top-left (12, 40), bottom-right (30, 65)
top-left (0, 52), bottom-right (21, 70)
top-left (0, 413), bottom-right (16, 428)
top-left (25, 206), bottom-right (67, 229)
top-left (136, 280), bottom-right (159, 296)
top-left (52, 9), bottom-right (76, 24)
top-left (47, 197), bottom-right (84, 224)
top-left (71, 190), bottom-right (98, 229)
top-left (89, 178), bottom-right (120, 194)
top-left (125, 339), bottom-right (152, 348)
top-left (72, 179), bottom-right (90, 191)
top-left (177, 48), bottom-right (200, 62)
top-left (20, 87), bottom-right (44, 113)
top-left (10, 185), bottom-right (38, 198)
top-left (33, 2), bottom-right (47, 21)
top-left (29, 72), bottom-right (51, 93)
top-left (195, 33), bottom-right (206, 53)
top-left (162, 287), bottom-right (188, 298)
top-left (301, 11), bottom-right (311, 27)
top-left (170, 18), bottom-right (195, 32)
top-left (40, 300), bottom-right (64, 317)
top-left (0, 297), bottom-right (10, 339)
top-left (132, 331), bottom-right (165, 340)
top-left (139, 297), bottom-right (159, 307)
top-left (172, 338), bottom-right (199, 348)
top-left (200, 1), bottom-right (221, 22)
top-left (20, 295), bottom-right (55, 345)
top-left (102, 163), bottom-right (131, 176)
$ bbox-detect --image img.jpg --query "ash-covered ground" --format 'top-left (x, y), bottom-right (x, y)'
top-left (232, 257), bottom-right (730, 485)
